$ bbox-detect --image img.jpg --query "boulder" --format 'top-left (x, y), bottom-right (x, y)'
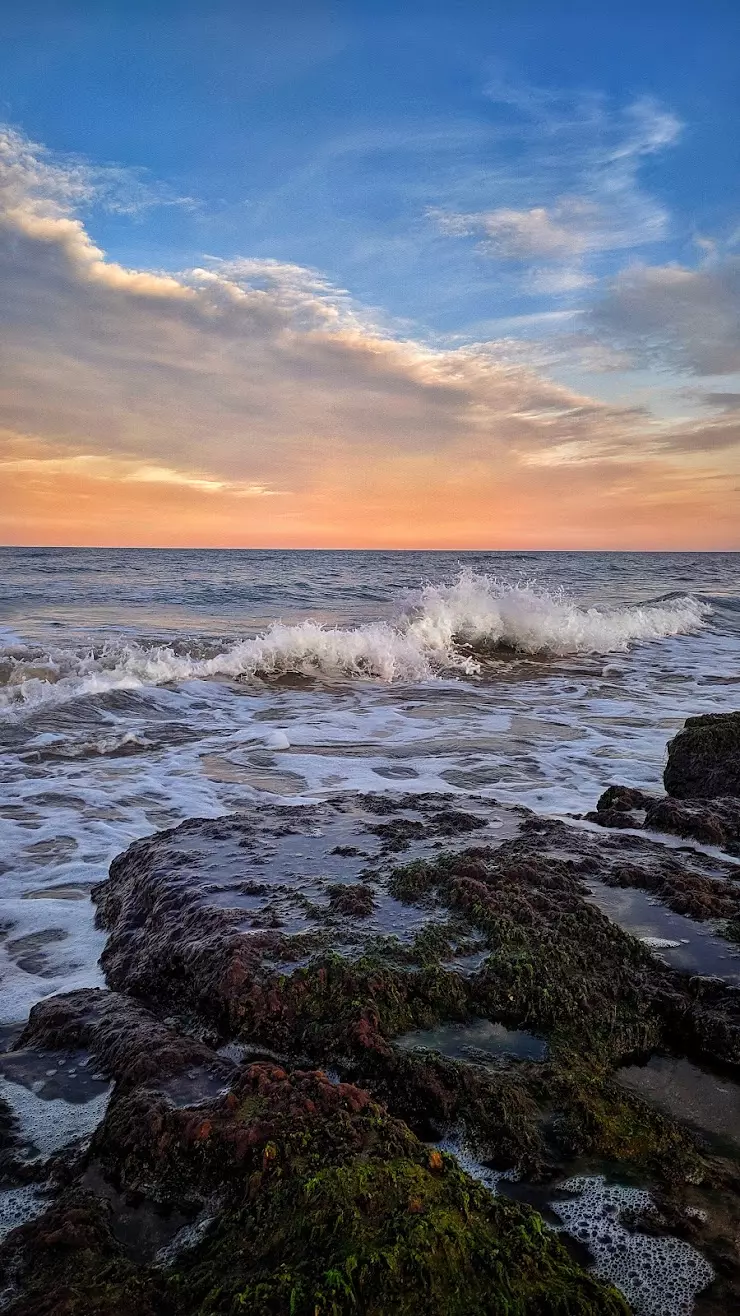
top-left (664, 712), bottom-right (740, 799)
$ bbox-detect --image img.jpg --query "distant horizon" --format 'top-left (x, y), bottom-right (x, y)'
top-left (2, 543), bottom-right (739, 556)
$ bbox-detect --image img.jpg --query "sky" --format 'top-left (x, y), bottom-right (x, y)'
top-left (1, 0), bottom-right (739, 549)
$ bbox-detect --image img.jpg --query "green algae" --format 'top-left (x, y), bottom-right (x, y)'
top-left (202, 842), bottom-right (717, 1190)
top-left (2, 1070), bottom-right (630, 1316)
top-left (173, 1155), bottom-right (629, 1315)
top-left (10, 796), bottom-right (740, 1314)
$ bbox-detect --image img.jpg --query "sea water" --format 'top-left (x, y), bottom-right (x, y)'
top-left (0, 547), bottom-right (738, 1028)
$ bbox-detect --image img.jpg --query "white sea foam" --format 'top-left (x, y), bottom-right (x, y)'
top-left (0, 1078), bottom-right (111, 1162)
top-left (405, 572), bottom-right (707, 659)
top-left (439, 1148), bottom-right (714, 1315)
top-left (0, 572), bottom-right (709, 717)
top-left (435, 1134), bottom-right (515, 1195)
top-left (0, 1185), bottom-right (47, 1244)
top-left (551, 1176), bottom-right (714, 1316)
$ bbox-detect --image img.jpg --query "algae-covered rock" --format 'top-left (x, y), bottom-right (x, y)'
top-left (644, 796), bottom-right (740, 852)
top-left (0, 1064), bottom-right (630, 1316)
top-left (18, 989), bottom-right (235, 1095)
top-left (0, 1191), bottom-right (168, 1316)
top-left (664, 711), bottom-right (740, 799)
top-left (591, 772), bottom-right (740, 854)
top-left (6, 789), bottom-right (739, 1313)
top-left (596, 785), bottom-right (657, 813)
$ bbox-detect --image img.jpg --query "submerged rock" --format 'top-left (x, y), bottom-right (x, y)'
top-left (644, 796), bottom-right (740, 852)
top-left (664, 711), bottom-right (740, 800)
top-left (589, 790), bottom-right (740, 853)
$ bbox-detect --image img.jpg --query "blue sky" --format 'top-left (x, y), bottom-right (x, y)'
top-left (1, 1), bottom-right (739, 546)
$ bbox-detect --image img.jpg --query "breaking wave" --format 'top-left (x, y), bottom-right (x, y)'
top-left (0, 571), bottom-right (709, 715)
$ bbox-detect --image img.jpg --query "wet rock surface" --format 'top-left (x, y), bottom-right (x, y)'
top-left (2, 789), bottom-right (740, 1312)
top-left (664, 713), bottom-right (740, 800)
top-left (586, 712), bottom-right (740, 856)
top-left (588, 790), bottom-right (740, 856)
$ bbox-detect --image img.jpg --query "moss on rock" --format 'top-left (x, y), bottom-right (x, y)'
top-left (664, 711), bottom-right (740, 799)
top-left (1, 1066), bottom-right (630, 1316)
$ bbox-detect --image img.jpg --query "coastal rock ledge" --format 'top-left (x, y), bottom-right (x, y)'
top-left (1, 772), bottom-right (740, 1313)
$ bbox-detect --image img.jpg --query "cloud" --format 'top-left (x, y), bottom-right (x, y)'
top-left (1, 126), bottom-right (642, 468)
top-left (0, 126), bottom-right (737, 549)
top-left (0, 432), bottom-right (280, 497)
top-left (655, 407), bottom-right (740, 453)
top-left (0, 124), bottom-right (196, 220)
top-left (431, 93), bottom-right (681, 291)
top-left (433, 202), bottom-right (595, 260)
top-left (695, 392), bottom-right (740, 411)
top-left (592, 258), bottom-right (740, 374)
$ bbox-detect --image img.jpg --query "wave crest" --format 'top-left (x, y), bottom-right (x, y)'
top-left (405, 572), bottom-right (708, 658)
top-left (0, 571), bottom-right (709, 714)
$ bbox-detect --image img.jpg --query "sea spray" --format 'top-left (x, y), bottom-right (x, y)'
top-left (0, 570), bottom-right (709, 716)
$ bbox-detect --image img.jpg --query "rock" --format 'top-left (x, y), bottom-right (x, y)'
top-left (644, 796), bottom-right (740, 852)
top-left (0, 1063), bottom-right (631, 1316)
top-left (89, 794), bottom-right (519, 1048)
top-left (326, 882), bottom-right (376, 917)
top-left (6, 790), bottom-right (740, 1313)
top-left (528, 812), bottom-right (740, 926)
top-left (90, 794), bottom-right (740, 1094)
top-left (597, 785), bottom-right (657, 813)
top-left (0, 1190), bottom-right (168, 1316)
top-left (588, 781), bottom-right (740, 853)
top-left (17, 989), bottom-right (235, 1094)
top-left (586, 806), bottom-right (641, 829)
top-left (664, 711), bottom-right (740, 799)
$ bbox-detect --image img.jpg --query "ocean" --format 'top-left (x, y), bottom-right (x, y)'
top-left (1, 547), bottom-right (738, 1031)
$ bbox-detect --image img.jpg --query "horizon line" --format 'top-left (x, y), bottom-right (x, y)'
top-left (2, 544), bottom-right (739, 555)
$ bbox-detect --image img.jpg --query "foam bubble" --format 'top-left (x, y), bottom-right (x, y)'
top-left (435, 1134), bottom-right (515, 1195)
top-left (0, 1184), bottom-right (47, 1243)
top-left (551, 1175), bottom-right (714, 1316)
top-left (155, 1212), bottom-right (216, 1267)
top-left (0, 1077), bottom-right (111, 1162)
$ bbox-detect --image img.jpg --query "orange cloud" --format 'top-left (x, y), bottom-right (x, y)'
top-left (1, 127), bottom-right (739, 549)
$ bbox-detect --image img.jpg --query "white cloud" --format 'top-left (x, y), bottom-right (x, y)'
top-left (431, 93), bottom-right (681, 288)
top-left (1, 124), bottom-right (655, 482)
top-left (435, 203), bottom-right (592, 260)
top-left (0, 125), bottom-right (195, 221)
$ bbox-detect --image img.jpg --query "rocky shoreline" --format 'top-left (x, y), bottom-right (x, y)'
top-left (1, 713), bottom-right (739, 1314)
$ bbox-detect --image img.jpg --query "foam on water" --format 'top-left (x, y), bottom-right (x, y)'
top-left (435, 1135), bottom-right (515, 1195)
top-left (0, 1076), bottom-right (112, 1162)
top-left (551, 1176), bottom-right (714, 1316)
top-left (0, 1185), bottom-right (47, 1244)
top-left (439, 1145), bottom-right (715, 1313)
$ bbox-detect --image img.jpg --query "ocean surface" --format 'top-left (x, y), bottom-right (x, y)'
top-left (1, 547), bottom-right (738, 1030)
